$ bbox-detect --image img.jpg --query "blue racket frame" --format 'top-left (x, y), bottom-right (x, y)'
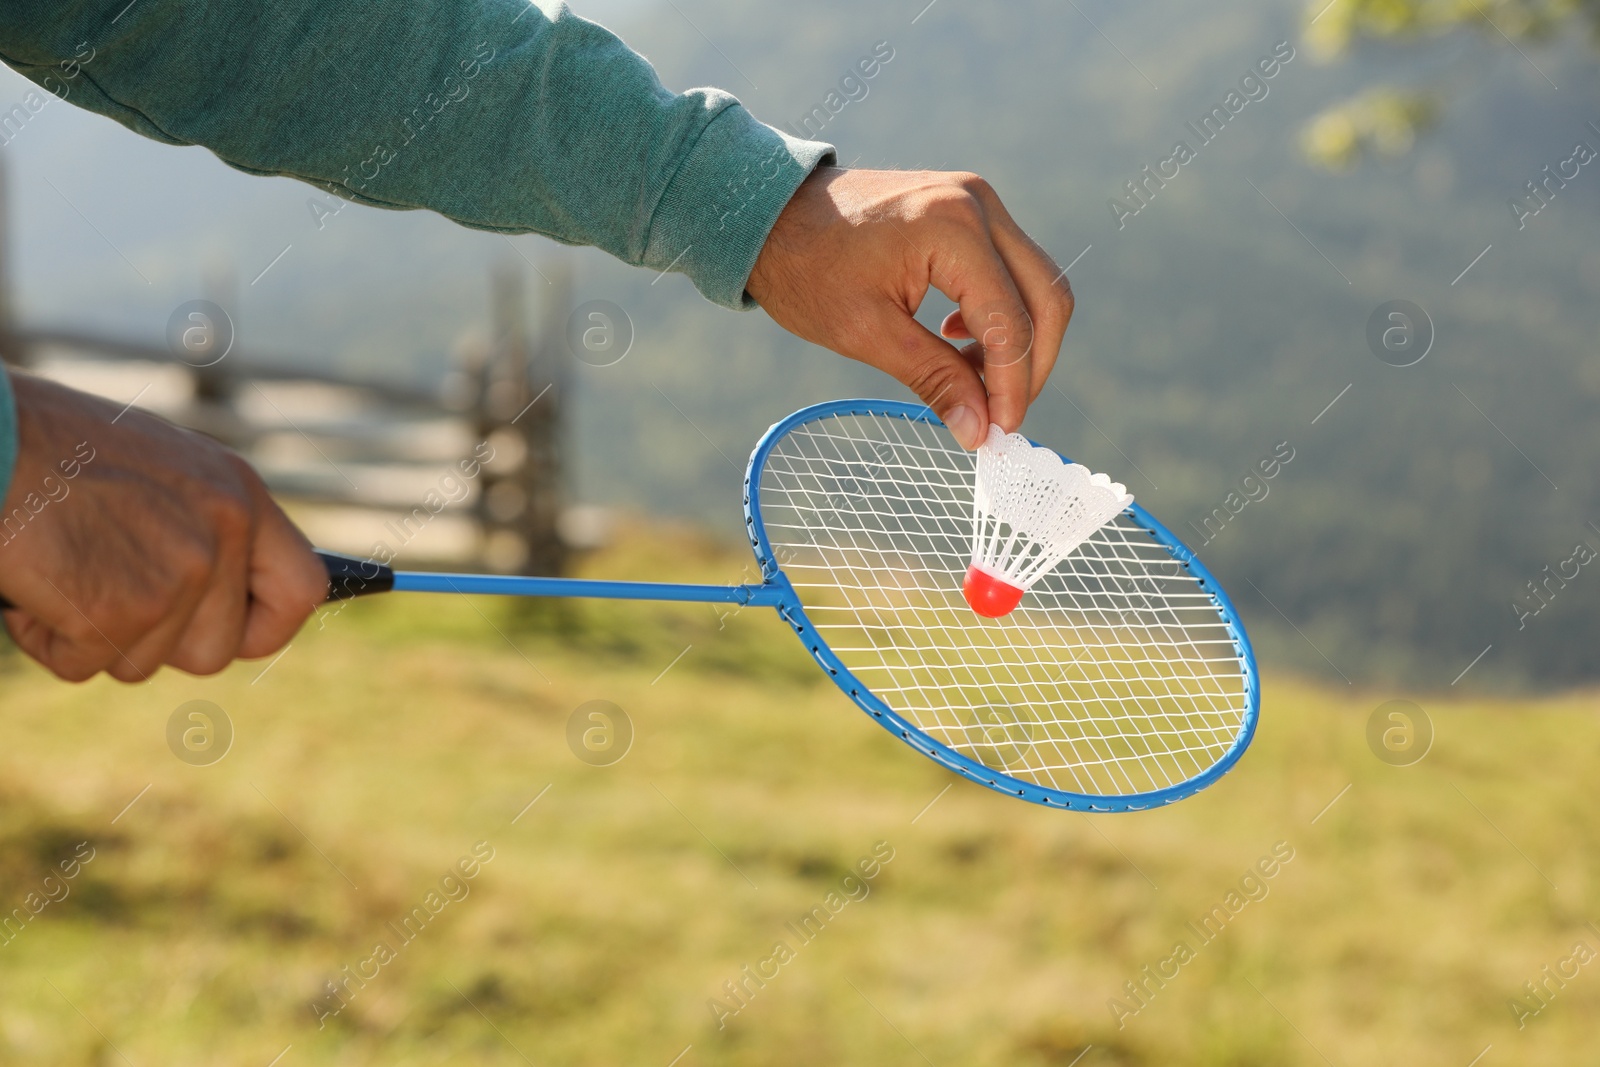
top-left (740, 399), bottom-right (1259, 813)
top-left (378, 399), bottom-right (1259, 812)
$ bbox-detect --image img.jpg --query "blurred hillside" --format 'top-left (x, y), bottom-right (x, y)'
top-left (3, 0), bottom-right (1598, 688)
top-left (0, 526), bottom-right (1597, 1065)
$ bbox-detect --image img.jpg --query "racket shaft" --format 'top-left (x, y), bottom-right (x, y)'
top-left (0, 550), bottom-right (783, 609)
top-left (391, 570), bottom-right (784, 604)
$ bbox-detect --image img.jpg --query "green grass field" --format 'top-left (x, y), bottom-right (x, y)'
top-left (1, 525), bottom-right (1597, 1066)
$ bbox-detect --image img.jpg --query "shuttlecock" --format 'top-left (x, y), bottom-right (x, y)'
top-left (963, 425), bottom-right (1133, 618)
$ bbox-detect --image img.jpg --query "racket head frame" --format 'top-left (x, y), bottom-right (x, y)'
top-left (742, 399), bottom-right (1260, 813)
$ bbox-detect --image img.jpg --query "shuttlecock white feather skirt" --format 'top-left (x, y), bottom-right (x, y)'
top-left (963, 424), bottom-right (1134, 617)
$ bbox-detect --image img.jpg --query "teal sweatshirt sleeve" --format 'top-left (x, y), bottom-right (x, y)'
top-left (0, 0), bottom-right (834, 310)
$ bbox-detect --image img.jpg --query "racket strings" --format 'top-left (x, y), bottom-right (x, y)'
top-left (758, 412), bottom-right (1250, 798)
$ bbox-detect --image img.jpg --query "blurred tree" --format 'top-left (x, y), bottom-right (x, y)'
top-left (1299, 0), bottom-right (1600, 167)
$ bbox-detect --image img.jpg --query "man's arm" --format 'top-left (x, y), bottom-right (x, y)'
top-left (0, 0), bottom-right (832, 310)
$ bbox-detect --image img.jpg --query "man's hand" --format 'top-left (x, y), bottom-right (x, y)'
top-left (0, 373), bottom-right (327, 682)
top-left (748, 168), bottom-right (1074, 449)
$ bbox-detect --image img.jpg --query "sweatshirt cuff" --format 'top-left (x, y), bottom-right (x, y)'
top-left (0, 365), bottom-right (16, 511)
top-left (643, 103), bottom-right (834, 310)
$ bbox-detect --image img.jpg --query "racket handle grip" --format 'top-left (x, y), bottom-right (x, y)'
top-left (319, 549), bottom-right (394, 601)
top-left (0, 549), bottom-right (393, 611)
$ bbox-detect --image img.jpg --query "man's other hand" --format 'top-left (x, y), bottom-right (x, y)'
top-left (748, 168), bottom-right (1074, 449)
top-left (0, 373), bottom-right (327, 682)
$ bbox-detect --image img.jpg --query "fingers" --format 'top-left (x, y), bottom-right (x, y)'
top-left (114, 589), bottom-right (204, 681)
top-left (930, 183), bottom-right (1074, 425)
top-left (0, 466), bottom-right (317, 680)
top-left (926, 234), bottom-right (1035, 435)
top-left (869, 310), bottom-right (992, 449)
top-left (165, 494), bottom-right (254, 676)
top-left (6, 504), bottom-right (318, 680)
top-left (939, 310), bottom-right (972, 340)
top-left (987, 214), bottom-right (1075, 404)
top-left (0, 374), bottom-right (326, 684)
top-left (4, 609), bottom-right (124, 683)
top-left (238, 489), bottom-right (325, 660)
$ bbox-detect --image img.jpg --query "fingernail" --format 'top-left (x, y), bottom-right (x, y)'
top-left (945, 405), bottom-right (981, 450)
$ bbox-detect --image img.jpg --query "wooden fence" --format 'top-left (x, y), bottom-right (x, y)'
top-left (0, 165), bottom-right (577, 574)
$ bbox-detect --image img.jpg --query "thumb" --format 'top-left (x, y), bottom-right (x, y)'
top-left (876, 315), bottom-right (991, 449)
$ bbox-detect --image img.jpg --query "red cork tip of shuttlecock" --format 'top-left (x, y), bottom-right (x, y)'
top-left (963, 564), bottom-right (1025, 618)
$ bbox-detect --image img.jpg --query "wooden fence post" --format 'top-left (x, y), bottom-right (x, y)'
top-left (474, 259), bottom-right (569, 576)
